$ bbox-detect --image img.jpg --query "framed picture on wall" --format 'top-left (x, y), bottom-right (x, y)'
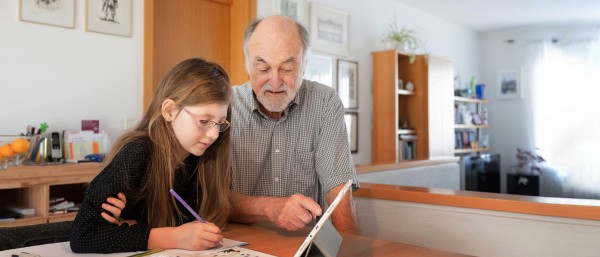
top-left (497, 68), bottom-right (523, 99)
top-left (304, 54), bottom-right (333, 87)
top-left (86, 0), bottom-right (132, 37)
top-left (344, 112), bottom-right (358, 153)
top-left (19, 0), bottom-right (75, 28)
top-left (337, 59), bottom-right (358, 109)
top-left (309, 3), bottom-right (349, 56)
top-left (279, 0), bottom-right (308, 26)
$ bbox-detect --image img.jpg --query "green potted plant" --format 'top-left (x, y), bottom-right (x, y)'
top-left (381, 17), bottom-right (424, 63)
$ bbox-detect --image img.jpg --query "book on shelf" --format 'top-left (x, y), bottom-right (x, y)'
top-left (49, 197), bottom-right (65, 205)
top-left (49, 200), bottom-right (75, 211)
top-left (455, 131), bottom-right (481, 150)
top-left (8, 206), bottom-right (35, 216)
top-left (49, 209), bottom-right (68, 215)
top-left (67, 206), bottom-right (80, 213)
top-left (397, 136), bottom-right (416, 161)
top-left (0, 209), bottom-right (24, 220)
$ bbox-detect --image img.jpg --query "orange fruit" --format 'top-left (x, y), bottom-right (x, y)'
top-left (0, 144), bottom-right (15, 158)
top-left (11, 138), bottom-right (31, 154)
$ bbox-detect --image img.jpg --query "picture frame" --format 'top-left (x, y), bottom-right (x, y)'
top-left (304, 54), bottom-right (333, 87)
top-left (86, 0), bottom-right (132, 37)
top-left (19, 0), bottom-right (75, 28)
top-left (497, 68), bottom-right (523, 99)
top-left (337, 59), bottom-right (358, 109)
top-left (309, 3), bottom-right (349, 56)
top-left (279, 0), bottom-right (308, 26)
top-left (471, 113), bottom-right (483, 125)
top-left (344, 112), bottom-right (358, 153)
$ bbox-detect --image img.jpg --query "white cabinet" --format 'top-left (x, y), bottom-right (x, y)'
top-left (428, 57), bottom-right (454, 157)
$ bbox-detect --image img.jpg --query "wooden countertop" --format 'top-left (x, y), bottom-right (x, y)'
top-left (355, 157), bottom-right (459, 174)
top-left (354, 183), bottom-right (600, 221)
top-left (0, 163), bottom-right (102, 188)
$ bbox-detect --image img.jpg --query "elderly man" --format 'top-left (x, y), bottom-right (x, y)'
top-left (228, 15), bottom-right (359, 234)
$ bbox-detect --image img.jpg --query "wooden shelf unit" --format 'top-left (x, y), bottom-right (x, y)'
top-left (372, 49), bottom-right (454, 163)
top-left (453, 96), bottom-right (490, 104)
top-left (454, 124), bottom-right (491, 129)
top-left (0, 163), bottom-right (102, 227)
top-left (372, 50), bottom-right (428, 163)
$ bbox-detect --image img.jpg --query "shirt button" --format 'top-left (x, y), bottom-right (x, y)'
top-left (275, 177), bottom-right (280, 182)
top-left (275, 149), bottom-right (280, 153)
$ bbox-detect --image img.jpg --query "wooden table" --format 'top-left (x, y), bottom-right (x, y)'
top-left (223, 223), bottom-right (468, 257)
top-left (0, 223), bottom-right (468, 257)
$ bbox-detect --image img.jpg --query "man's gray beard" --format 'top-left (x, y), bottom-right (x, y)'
top-left (256, 83), bottom-right (296, 112)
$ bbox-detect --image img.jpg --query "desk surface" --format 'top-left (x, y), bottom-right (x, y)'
top-left (0, 223), bottom-right (467, 257)
top-left (224, 223), bottom-right (467, 257)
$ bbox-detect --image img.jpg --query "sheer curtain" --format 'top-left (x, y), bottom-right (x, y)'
top-left (529, 31), bottom-right (600, 199)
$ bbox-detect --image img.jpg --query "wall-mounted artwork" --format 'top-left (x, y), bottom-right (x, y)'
top-left (280, 0), bottom-right (308, 26)
top-left (19, 0), bottom-right (75, 28)
top-left (309, 3), bottom-right (349, 56)
top-left (337, 59), bottom-right (358, 109)
top-left (497, 68), bottom-right (523, 99)
top-left (304, 54), bottom-right (333, 87)
top-left (86, 0), bottom-right (132, 37)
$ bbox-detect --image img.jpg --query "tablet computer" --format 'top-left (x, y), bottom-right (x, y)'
top-left (293, 179), bottom-right (354, 257)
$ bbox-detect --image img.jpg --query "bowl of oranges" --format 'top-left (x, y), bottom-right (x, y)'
top-left (0, 136), bottom-right (32, 170)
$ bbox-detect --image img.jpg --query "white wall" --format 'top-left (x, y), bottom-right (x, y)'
top-left (258, 0), bottom-right (480, 165)
top-left (479, 26), bottom-right (594, 193)
top-left (0, 1), bottom-right (144, 141)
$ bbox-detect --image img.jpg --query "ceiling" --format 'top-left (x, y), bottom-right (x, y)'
top-left (395, 0), bottom-right (600, 32)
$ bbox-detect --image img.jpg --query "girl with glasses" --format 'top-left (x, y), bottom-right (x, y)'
top-left (70, 58), bottom-right (232, 253)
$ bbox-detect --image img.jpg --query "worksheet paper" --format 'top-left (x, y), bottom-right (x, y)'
top-left (149, 239), bottom-right (275, 257)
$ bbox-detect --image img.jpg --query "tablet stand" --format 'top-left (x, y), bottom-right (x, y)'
top-left (305, 219), bottom-right (343, 257)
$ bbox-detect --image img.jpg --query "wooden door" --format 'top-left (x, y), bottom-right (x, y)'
top-left (143, 0), bottom-right (256, 110)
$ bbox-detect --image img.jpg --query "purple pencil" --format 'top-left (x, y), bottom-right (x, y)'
top-left (169, 188), bottom-right (205, 223)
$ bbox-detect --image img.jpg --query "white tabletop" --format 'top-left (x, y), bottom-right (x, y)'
top-left (0, 242), bottom-right (134, 257)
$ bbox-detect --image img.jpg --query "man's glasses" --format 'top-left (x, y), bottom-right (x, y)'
top-left (181, 107), bottom-right (230, 132)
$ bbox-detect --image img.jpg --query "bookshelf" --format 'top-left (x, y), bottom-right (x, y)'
top-left (372, 49), bottom-right (454, 163)
top-left (0, 163), bottom-right (101, 227)
top-left (454, 96), bottom-right (490, 154)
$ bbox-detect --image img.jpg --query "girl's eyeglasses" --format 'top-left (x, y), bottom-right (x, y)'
top-left (181, 107), bottom-right (230, 132)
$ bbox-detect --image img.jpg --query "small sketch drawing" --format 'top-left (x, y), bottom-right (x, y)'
top-left (497, 68), bottom-right (522, 99)
top-left (35, 0), bottom-right (62, 11)
top-left (500, 73), bottom-right (517, 94)
top-left (317, 18), bottom-right (343, 44)
top-left (101, 0), bottom-right (119, 23)
top-left (20, 0), bottom-right (75, 28)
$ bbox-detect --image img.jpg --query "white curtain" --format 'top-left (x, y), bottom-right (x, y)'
top-left (529, 31), bottom-right (600, 199)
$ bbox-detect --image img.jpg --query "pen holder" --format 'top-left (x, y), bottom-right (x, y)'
top-left (24, 135), bottom-right (51, 165)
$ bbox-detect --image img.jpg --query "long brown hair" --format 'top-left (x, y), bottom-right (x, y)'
top-left (103, 58), bottom-right (232, 228)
